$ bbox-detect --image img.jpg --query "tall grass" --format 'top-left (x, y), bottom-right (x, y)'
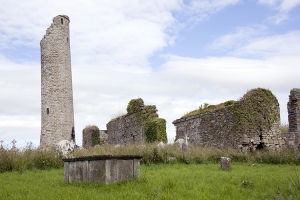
top-left (1, 142), bottom-right (300, 173)
top-left (73, 143), bottom-right (300, 165)
top-left (0, 143), bottom-right (63, 173)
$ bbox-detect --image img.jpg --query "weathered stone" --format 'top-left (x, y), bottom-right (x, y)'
top-left (82, 126), bottom-right (106, 148)
top-left (56, 140), bottom-right (75, 156)
top-left (167, 157), bottom-right (176, 163)
top-left (107, 99), bottom-right (167, 144)
top-left (174, 138), bottom-right (184, 148)
top-left (62, 155), bottom-right (142, 184)
top-left (173, 88), bottom-right (284, 150)
top-left (287, 88), bottom-right (300, 146)
top-left (157, 141), bottom-right (165, 148)
top-left (220, 157), bottom-right (231, 170)
top-left (40, 15), bottom-right (75, 148)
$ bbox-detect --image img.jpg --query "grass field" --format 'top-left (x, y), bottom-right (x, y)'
top-left (1, 163), bottom-right (300, 200)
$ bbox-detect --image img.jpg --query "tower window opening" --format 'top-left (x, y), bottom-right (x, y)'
top-left (47, 108), bottom-right (49, 115)
top-left (61, 18), bottom-right (63, 24)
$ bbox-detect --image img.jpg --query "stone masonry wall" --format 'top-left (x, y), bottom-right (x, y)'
top-left (173, 107), bottom-right (237, 147)
top-left (173, 89), bottom-right (285, 150)
top-left (40, 15), bottom-right (75, 148)
top-left (107, 112), bottom-right (145, 145)
top-left (82, 125), bottom-right (99, 149)
top-left (107, 98), bottom-right (167, 144)
top-left (287, 88), bottom-right (300, 146)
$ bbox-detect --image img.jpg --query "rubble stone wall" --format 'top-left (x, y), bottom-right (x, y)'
top-left (173, 88), bottom-right (285, 150)
top-left (107, 112), bottom-right (144, 145)
top-left (107, 98), bottom-right (167, 145)
top-left (288, 88), bottom-right (300, 146)
top-left (40, 15), bottom-right (75, 148)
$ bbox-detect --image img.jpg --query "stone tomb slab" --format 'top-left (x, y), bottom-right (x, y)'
top-left (62, 155), bottom-right (142, 184)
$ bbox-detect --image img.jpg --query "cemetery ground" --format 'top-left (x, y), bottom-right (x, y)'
top-left (1, 163), bottom-right (300, 199)
top-left (1, 144), bottom-right (300, 199)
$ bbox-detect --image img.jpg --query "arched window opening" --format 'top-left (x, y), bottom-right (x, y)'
top-left (61, 18), bottom-right (63, 24)
top-left (47, 108), bottom-right (49, 115)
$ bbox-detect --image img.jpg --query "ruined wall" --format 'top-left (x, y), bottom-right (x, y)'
top-left (287, 88), bottom-right (300, 146)
top-left (107, 112), bottom-right (145, 145)
top-left (82, 126), bottom-right (108, 148)
top-left (82, 125), bottom-right (99, 148)
top-left (173, 88), bottom-right (285, 150)
top-left (40, 15), bottom-right (75, 148)
top-left (107, 98), bottom-right (167, 145)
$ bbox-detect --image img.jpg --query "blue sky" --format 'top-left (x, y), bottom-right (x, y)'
top-left (0, 0), bottom-right (300, 147)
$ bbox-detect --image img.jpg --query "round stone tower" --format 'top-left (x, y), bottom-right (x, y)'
top-left (40, 15), bottom-right (75, 148)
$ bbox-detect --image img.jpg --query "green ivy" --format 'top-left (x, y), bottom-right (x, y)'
top-left (126, 98), bottom-right (167, 143)
top-left (230, 88), bottom-right (280, 134)
top-left (127, 98), bottom-right (144, 114)
top-left (89, 126), bottom-right (100, 146)
top-left (145, 118), bottom-right (167, 143)
top-left (182, 100), bottom-right (235, 118)
top-left (180, 88), bottom-right (279, 136)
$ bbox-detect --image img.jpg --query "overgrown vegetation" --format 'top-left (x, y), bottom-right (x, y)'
top-left (231, 88), bottom-right (280, 134)
top-left (0, 143), bottom-right (63, 173)
top-left (2, 142), bottom-right (300, 173)
top-left (181, 88), bottom-right (280, 136)
top-left (111, 98), bottom-right (168, 143)
top-left (72, 144), bottom-right (300, 166)
top-left (279, 122), bottom-right (289, 133)
top-left (182, 100), bottom-right (235, 118)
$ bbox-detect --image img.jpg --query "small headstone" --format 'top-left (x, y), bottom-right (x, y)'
top-left (157, 141), bottom-right (165, 148)
top-left (174, 138), bottom-right (184, 148)
top-left (167, 157), bottom-right (176, 163)
top-left (56, 140), bottom-right (75, 156)
top-left (114, 144), bottom-right (121, 148)
top-left (220, 156), bottom-right (231, 170)
top-left (11, 139), bottom-right (17, 150)
top-left (182, 142), bottom-right (188, 152)
top-left (182, 134), bottom-right (189, 152)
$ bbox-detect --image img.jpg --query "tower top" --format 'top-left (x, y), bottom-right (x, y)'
top-left (52, 15), bottom-right (70, 26)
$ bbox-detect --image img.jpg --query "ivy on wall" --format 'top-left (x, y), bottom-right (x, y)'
top-left (180, 88), bottom-right (280, 136)
top-left (83, 125), bottom-right (100, 147)
top-left (231, 88), bottom-right (280, 135)
top-left (127, 98), bottom-right (167, 143)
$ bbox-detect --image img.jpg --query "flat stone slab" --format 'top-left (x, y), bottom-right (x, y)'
top-left (62, 155), bottom-right (142, 184)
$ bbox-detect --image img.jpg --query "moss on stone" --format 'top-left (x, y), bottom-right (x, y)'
top-left (182, 100), bottom-right (235, 118)
top-left (83, 125), bottom-right (100, 147)
top-left (230, 88), bottom-right (280, 134)
top-left (127, 98), bottom-right (167, 143)
top-left (145, 118), bottom-right (167, 143)
top-left (127, 98), bottom-right (144, 114)
top-left (181, 88), bottom-right (279, 136)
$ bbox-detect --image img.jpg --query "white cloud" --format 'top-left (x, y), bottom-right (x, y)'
top-left (258, 0), bottom-right (281, 6)
top-left (178, 0), bottom-right (240, 25)
top-left (258, 0), bottom-right (300, 24)
top-left (208, 25), bottom-right (268, 53)
top-left (209, 27), bottom-right (300, 58)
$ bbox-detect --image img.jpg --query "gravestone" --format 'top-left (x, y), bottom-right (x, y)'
top-left (220, 157), bottom-right (231, 170)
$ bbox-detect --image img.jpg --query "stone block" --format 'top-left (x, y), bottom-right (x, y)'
top-left (63, 155), bottom-right (142, 184)
top-left (89, 160), bottom-right (105, 182)
top-left (220, 157), bottom-right (231, 170)
top-left (279, 139), bottom-right (286, 145)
